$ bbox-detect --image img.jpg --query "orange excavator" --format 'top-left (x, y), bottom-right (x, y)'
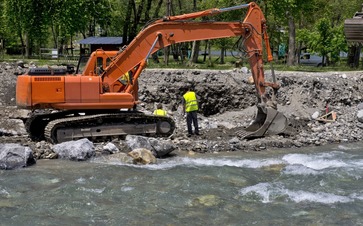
top-left (16, 2), bottom-right (288, 144)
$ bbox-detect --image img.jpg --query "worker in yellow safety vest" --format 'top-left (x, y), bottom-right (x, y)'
top-left (119, 71), bottom-right (131, 86)
top-left (182, 85), bottom-right (200, 137)
top-left (153, 103), bottom-right (167, 116)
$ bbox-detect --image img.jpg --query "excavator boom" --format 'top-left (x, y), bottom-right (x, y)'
top-left (16, 2), bottom-right (287, 143)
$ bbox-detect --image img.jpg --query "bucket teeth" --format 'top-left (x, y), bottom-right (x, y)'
top-left (236, 130), bottom-right (253, 139)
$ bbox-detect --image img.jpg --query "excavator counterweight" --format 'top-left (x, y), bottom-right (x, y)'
top-left (16, 2), bottom-right (288, 143)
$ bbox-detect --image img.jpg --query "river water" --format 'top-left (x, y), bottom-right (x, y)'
top-left (1, 142), bottom-right (363, 226)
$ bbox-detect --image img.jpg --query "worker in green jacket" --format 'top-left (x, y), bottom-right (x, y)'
top-left (153, 103), bottom-right (167, 116)
top-left (182, 85), bottom-right (199, 137)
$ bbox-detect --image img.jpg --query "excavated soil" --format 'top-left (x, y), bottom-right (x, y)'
top-left (1, 61), bottom-right (363, 157)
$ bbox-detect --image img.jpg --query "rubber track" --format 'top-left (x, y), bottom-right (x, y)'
top-left (44, 112), bottom-right (175, 143)
top-left (25, 110), bottom-right (79, 141)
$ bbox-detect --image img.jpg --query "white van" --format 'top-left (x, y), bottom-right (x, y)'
top-left (300, 53), bottom-right (326, 67)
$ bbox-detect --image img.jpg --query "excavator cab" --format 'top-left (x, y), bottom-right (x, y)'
top-left (75, 55), bottom-right (90, 74)
top-left (76, 50), bottom-right (118, 76)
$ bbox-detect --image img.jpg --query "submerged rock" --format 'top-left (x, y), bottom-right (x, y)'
top-left (94, 152), bottom-right (134, 164)
top-left (191, 194), bottom-right (221, 207)
top-left (128, 148), bottom-right (156, 164)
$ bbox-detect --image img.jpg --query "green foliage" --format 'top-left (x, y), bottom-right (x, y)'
top-left (297, 16), bottom-right (347, 64)
top-left (0, 0), bottom-right (361, 70)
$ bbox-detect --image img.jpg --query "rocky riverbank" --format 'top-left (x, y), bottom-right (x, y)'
top-left (1, 61), bottom-right (363, 164)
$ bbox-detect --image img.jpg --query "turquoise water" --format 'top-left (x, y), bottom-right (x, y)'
top-left (1, 142), bottom-right (363, 226)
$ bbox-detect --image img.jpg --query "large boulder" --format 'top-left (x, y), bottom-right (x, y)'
top-left (0, 143), bottom-right (36, 170)
top-left (52, 138), bottom-right (95, 161)
top-left (125, 135), bottom-right (176, 158)
top-left (0, 119), bottom-right (27, 136)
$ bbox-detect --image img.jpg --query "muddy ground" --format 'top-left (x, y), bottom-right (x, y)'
top-left (1, 61), bottom-right (363, 158)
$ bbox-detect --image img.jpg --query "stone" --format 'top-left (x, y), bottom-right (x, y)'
top-left (0, 143), bottom-right (36, 170)
top-left (311, 111), bottom-right (320, 119)
top-left (128, 148), bottom-right (156, 164)
top-left (103, 142), bottom-right (119, 154)
top-left (97, 152), bottom-right (134, 164)
top-left (52, 138), bottom-right (95, 161)
top-left (125, 135), bottom-right (175, 158)
top-left (192, 195), bottom-right (221, 207)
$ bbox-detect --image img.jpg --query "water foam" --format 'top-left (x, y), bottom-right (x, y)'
top-left (0, 188), bottom-right (10, 196)
top-left (282, 152), bottom-right (348, 170)
top-left (286, 190), bottom-right (352, 204)
top-left (130, 157), bottom-right (285, 170)
top-left (283, 165), bottom-right (320, 176)
top-left (120, 186), bottom-right (134, 192)
top-left (239, 182), bottom-right (354, 204)
top-left (76, 177), bottom-right (86, 184)
top-left (94, 156), bottom-right (285, 170)
top-left (78, 187), bottom-right (105, 194)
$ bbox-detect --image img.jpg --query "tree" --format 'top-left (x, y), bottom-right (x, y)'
top-left (3, 0), bottom-right (47, 57)
top-left (269, 0), bottom-right (317, 66)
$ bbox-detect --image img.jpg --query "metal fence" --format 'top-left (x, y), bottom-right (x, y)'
top-left (39, 48), bottom-right (79, 63)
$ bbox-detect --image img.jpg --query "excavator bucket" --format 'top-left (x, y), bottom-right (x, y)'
top-left (344, 9), bottom-right (363, 44)
top-left (236, 106), bottom-right (288, 139)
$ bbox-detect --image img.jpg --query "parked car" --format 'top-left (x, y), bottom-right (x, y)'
top-left (299, 53), bottom-right (326, 67)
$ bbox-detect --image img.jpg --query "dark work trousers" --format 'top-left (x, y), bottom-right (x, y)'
top-left (186, 111), bottom-right (199, 135)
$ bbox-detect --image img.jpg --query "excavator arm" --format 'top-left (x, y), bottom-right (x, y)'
top-left (95, 1), bottom-right (287, 139)
top-left (98, 2), bottom-right (275, 104)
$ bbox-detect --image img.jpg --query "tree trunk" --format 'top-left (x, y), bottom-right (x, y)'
top-left (18, 31), bottom-right (24, 58)
top-left (347, 45), bottom-right (361, 68)
top-left (122, 0), bottom-right (133, 44)
top-left (189, 0), bottom-right (199, 64)
top-left (25, 33), bottom-right (29, 58)
top-left (203, 41), bottom-right (208, 62)
top-left (164, 0), bottom-right (171, 65)
top-left (286, 12), bottom-right (296, 66)
top-left (144, 0), bottom-right (152, 21)
top-left (152, 0), bottom-right (164, 18)
top-left (220, 47), bottom-right (225, 64)
top-left (207, 41), bottom-right (212, 67)
top-left (189, 41), bottom-right (200, 64)
top-left (130, 0), bottom-right (145, 41)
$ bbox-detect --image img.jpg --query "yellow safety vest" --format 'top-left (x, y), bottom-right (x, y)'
top-left (153, 109), bottom-right (167, 116)
top-left (119, 72), bottom-right (130, 85)
top-left (183, 91), bottom-right (199, 112)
